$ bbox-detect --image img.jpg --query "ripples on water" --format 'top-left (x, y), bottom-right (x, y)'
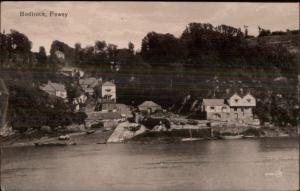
top-left (1, 137), bottom-right (299, 191)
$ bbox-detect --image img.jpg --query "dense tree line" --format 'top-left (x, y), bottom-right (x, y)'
top-left (1, 24), bottom-right (298, 78)
top-left (140, 23), bottom-right (297, 77)
top-left (8, 82), bottom-right (87, 131)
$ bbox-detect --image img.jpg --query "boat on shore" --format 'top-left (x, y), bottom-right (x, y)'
top-left (219, 135), bottom-right (243, 140)
top-left (34, 142), bottom-right (68, 147)
top-left (181, 137), bottom-right (204, 142)
top-left (243, 135), bottom-right (257, 138)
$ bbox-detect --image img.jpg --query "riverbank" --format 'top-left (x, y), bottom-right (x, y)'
top-left (0, 128), bottom-right (114, 148)
top-left (1, 122), bottom-right (298, 148)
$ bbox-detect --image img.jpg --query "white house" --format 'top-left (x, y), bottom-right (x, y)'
top-left (201, 92), bottom-right (259, 124)
top-left (101, 81), bottom-right (116, 102)
top-left (201, 99), bottom-right (230, 121)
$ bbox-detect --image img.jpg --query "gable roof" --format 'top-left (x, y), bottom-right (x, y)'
top-left (202, 99), bottom-right (227, 106)
top-left (79, 77), bottom-right (100, 85)
top-left (102, 81), bottom-right (115, 86)
top-left (41, 81), bottom-right (66, 92)
top-left (139, 101), bottom-right (161, 108)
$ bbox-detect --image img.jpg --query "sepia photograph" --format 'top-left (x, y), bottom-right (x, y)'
top-left (0, 1), bottom-right (299, 191)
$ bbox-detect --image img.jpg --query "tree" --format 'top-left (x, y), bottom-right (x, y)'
top-left (107, 44), bottom-right (118, 63)
top-left (74, 43), bottom-right (82, 65)
top-left (49, 40), bottom-right (75, 65)
top-left (95, 40), bottom-right (107, 53)
top-left (141, 32), bottom-right (184, 64)
top-left (8, 30), bottom-right (32, 54)
top-left (128, 42), bottom-right (135, 54)
top-left (36, 46), bottom-right (47, 66)
top-left (94, 41), bottom-right (108, 64)
top-left (258, 27), bottom-right (271, 37)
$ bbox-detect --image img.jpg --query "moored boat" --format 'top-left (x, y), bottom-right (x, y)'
top-left (219, 135), bottom-right (243, 140)
top-left (243, 135), bottom-right (257, 138)
top-left (181, 137), bottom-right (204, 142)
top-left (34, 142), bottom-right (68, 147)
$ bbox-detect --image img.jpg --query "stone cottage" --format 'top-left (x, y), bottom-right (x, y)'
top-left (201, 92), bottom-right (259, 124)
top-left (40, 81), bottom-right (67, 99)
top-left (201, 99), bottom-right (230, 121)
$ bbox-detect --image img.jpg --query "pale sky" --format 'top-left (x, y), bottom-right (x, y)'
top-left (1, 1), bottom-right (299, 53)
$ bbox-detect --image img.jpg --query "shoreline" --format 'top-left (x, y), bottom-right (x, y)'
top-left (1, 125), bottom-right (297, 148)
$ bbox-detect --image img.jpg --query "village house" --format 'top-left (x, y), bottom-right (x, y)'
top-left (101, 81), bottom-right (116, 102)
top-left (138, 101), bottom-right (162, 114)
top-left (99, 81), bottom-right (117, 112)
top-left (201, 92), bottom-right (259, 125)
top-left (201, 99), bottom-right (230, 121)
top-left (0, 79), bottom-right (9, 128)
top-left (60, 66), bottom-right (84, 78)
top-left (79, 77), bottom-right (102, 96)
top-left (40, 81), bottom-right (67, 99)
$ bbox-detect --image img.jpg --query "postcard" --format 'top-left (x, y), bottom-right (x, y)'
top-left (0, 1), bottom-right (299, 191)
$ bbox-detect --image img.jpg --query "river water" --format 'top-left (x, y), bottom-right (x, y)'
top-left (1, 137), bottom-right (299, 191)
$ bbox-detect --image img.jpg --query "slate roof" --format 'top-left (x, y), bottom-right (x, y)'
top-left (202, 99), bottom-right (227, 106)
top-left (79, 77), bottom-right (100, 86)
top-left (102, 81), bottom-right (115, 86)
top-left (139, 101), bottom-right (161, 108)
top-left (41, 81), bottom-right (66, 92)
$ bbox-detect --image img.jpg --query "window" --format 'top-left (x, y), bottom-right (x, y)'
top-left (247, 99), bottom-right (251, 103)
top-left (210, 106), bottom-right (215, 110)
top-left (234, 99), bottom-right (238, 103)
top-left (234, 108), bottom-right (237, 111)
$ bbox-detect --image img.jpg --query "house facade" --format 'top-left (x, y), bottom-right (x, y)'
top-left (101, 81), bottom-right (116, 102)
top-left (40, 81), bottom-right (67, 99)
top-left (201, 93), bottom-right (258, 124)
top-left (227, 93), bottom-right (256, 123)
top-left (201, 99), bottom-right (230, 121)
